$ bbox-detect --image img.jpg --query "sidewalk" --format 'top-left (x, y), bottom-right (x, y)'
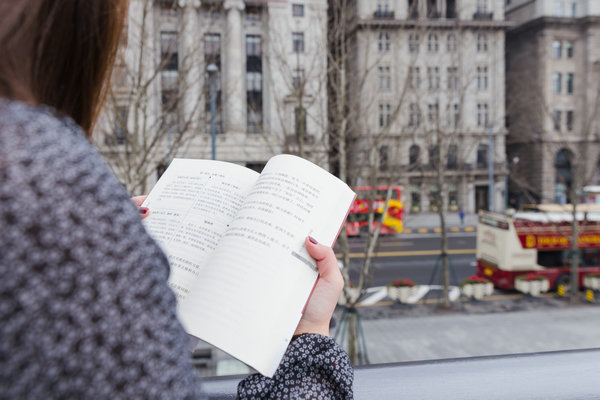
top-left (342, 298), bottom-right (600, 366)
top-left (402, 212), bottom-right (478, 234)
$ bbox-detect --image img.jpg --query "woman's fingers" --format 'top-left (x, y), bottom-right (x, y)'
top-left (131, 195), bottom-right (149, 219)
top-left (294, 237), bottom-right (343, 337)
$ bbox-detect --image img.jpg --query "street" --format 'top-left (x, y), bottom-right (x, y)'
top-left (336, 232), bottom-right (477, 288)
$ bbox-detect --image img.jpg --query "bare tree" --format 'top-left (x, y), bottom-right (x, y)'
top-left (94, 0), bottom-right (220, 194)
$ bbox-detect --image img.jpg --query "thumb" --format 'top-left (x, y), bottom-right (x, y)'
top-left (305, 237), bottom-right (343, 288)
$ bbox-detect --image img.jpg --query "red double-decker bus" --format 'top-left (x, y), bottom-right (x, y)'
top-left (345, 186), bottom-right (403, 237)
top-left (476, 205), bottom-right (600, 290)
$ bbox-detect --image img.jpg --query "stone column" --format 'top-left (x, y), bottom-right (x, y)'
top-left (224, 0), bottom-right (245, 134)
top-left (179, 0), bottom-right (202, 133)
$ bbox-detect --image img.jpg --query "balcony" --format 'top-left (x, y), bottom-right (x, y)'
top-left (473, 11), bottom-right (493, 20)
top-left (373, 10), bottom-right (395, 19)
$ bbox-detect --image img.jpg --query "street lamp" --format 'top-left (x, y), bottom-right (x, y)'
top-left (207, 63), bottom-right (218, 160)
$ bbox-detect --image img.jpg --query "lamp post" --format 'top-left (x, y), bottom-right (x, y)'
top-left (207, 63), bottom-right (218, 160)
top-left (488, 123), bottom-right (494, 212)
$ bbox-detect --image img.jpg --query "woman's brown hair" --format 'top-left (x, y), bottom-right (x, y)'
top-left (0, 0), bottom-right (128, 135)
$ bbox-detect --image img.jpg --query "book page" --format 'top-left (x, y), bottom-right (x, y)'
top-left (142, 159), bottom-right (259, 301)
top-left (178, 155), bottom-right (355, 377)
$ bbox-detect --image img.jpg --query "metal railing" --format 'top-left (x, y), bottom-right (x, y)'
top-left (199, 348), bottom-right (600, 399)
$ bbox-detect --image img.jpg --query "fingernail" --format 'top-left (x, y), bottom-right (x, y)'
top-left (308, 236), bottom-right (318, 244)
top-left (139, 207), bottom-right (149, 215)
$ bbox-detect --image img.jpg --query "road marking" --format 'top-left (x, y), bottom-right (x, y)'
top-left (433, 228), bottom-right (442, 233)
top-left (418, 228), bottom-right (428, 233)
top-left (404, 228), bottom-right (413, 233)
top-left (341, 249), bottom-right (476, 259)
top-left (450, 227), bottom-right (460, 232)
top-left (465, 227), bottom-right (475, 232)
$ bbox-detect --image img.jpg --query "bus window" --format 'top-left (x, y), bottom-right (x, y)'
top-left (537, 250), bottom-right (563, 268)
top-left (581, 249), bottom-right (599, 267)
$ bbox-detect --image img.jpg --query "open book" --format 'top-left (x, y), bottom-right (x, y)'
top-left (142, 154), bottom-right (355, 377)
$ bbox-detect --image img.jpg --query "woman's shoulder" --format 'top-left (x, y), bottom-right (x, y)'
top-left (0, 98), bottom-right (87, 154)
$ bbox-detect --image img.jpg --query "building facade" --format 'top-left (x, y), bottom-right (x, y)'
top-left (506, 0), bottom-right (600, 206)
top-left (95, 0), bottom-right (329, 193)
top-left (350, 0), bottom-right (509, 214)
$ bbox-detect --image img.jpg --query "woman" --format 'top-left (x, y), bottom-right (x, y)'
top-left (0, 1), bottom-right (353, 398)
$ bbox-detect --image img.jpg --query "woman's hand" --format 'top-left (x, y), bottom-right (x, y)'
top-left (131, 195), bottom-right (149, 219)
top-left (294, 237), bottom-right (344, 337)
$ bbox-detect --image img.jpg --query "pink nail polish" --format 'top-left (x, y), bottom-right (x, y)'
top-left (309, 236), bottom-right (318, 244)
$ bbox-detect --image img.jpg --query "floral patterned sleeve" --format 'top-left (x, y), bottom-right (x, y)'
top-left (237, 334), bottom-right (354, 399)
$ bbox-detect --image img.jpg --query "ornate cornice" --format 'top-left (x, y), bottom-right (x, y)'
top-left (178, 0), bottom-right (201, 9)
top-left (224, 0), bottom-right (245, 12)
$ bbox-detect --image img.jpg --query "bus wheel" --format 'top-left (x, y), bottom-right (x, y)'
top-left (556, 274), bottom-right (571, 296)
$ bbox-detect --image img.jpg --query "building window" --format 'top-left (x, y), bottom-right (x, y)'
top-left (428, 145), bottom-right (439, 169)
top-left (566, 73), bottom-right (574, 94)
top-left (427, 0), bottom-right (440, 17)
top-left (447, 103), bottom-right (459, 128)
top-left (294, 107), bottom-right (307, 136)
top-left (554, 0), bottom-right (564, 16)
top-left (378, 66), bottom-right (391, 91)
top-left (427, 67), bottom-right (440, 90)
top-left (477, 103), bottom-right (489, 127)
top-left (566, 41), bottom-right (574, 58)
top-left (379, 145), bottom-right (389, 171)
top-left (552, 40), bottom-right (562, 58)
top-left (379, 104), bottom-right (391, 128)
top-left (292, 3), bottom-right (304, 17)
top-left (552, 72), bottom-right (562, 94)
top-left (246, 71), bottom-right (262, 92)
top-left (477, 144), bottom-right (488, 168)
top-left (410, 186), bottom-right (421, 211)
top-left (377, 0), bottom-right (390, 13)
top-left (112, 106), bottom-right (128, 145)
top-left (409, 33), bottom-right (420, 53)
top-left (161, 76), bottom-right (179, 134)
top-left (409, 103), bottom-right (420, 127)
top-left (158, 0), bottom-right (178, 17)
top-left (204, 33), bottom-right (222, 134)
top-left (246, 6), bottom-right (261, 21)
top-left (569, 0), bottom-right (577, 17)
top-left (447, 0), bottom-right (457, 18)
top-left (428, 103), bottom-right (439, 123)
top-left (448, 182), bottom-right (458, 210)
top-left (555, 148), bottom-right (573, 204)
top-left (476, 34), bottom-right (488, 53)
top-left (476, 0), bottom-right (488, 14)
top-left (378, 31), bottom-right (391, 52)
top-left (447, 33), bottom-right (457, 52)
top-left (205, 33), bottom-right (221, 58)
top-left (292, 32), bottom-right (304, 52)
top-left (447, 144), bottom-right (458, 170)
top-left (246, 35), bottom-right (263, 134)
top-left (409, 66), bottom-right (420, 89)
top-left (292, 69), bottom-right (304, 90)
top-left (160, 31), bottom-right (178, 71)
top-left (408, 0), bottom-right (419, 18)
top-left (246, 35), bottom-right (261, 57)
top-left (427, 34), bottom-right (439, 52)
top-left (477, 66), bottom-right (488, 90)
top-left (566, 110), bottom-right (574, 131)
top-left (553, 110), bottom-right (562, 131)
top-left (409, 145), bottom-right (420, 168)
top-left (447, 66), bottom-right (459, 90)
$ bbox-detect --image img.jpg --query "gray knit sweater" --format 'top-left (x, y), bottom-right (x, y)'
top-left (0, 99), bottom-right (353, 399)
